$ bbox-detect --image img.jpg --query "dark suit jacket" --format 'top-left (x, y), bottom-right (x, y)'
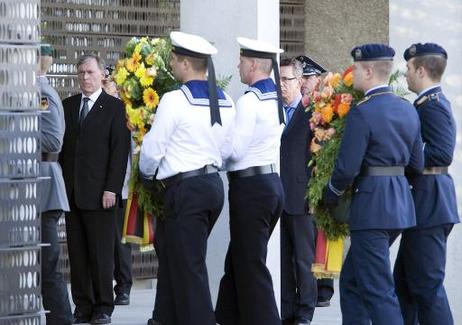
top-left (280, 100), bottom-right (312, 215)
top-left (60, 90), bottom-right (130, 210)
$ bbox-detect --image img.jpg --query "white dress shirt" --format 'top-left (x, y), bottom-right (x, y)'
top-left (139, 87), bottom-right (235, 180)
top-left (222, 87), bottom-right (284, 172)
top-left (80, 88), bottom-right (102, 115)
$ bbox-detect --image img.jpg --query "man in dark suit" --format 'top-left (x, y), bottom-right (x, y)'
top-left (60, 54), bottom-right (130, 324)
top-left (279, 58), bottom-right (316, 325)
top-left (323, 44), bottom-right (424, 325)
top-left (394, 42), bottom-right (459, 325)
top-left (296, 55), bottom-right (334, 308)
top-left (38, 43), bottom-right (73, 325)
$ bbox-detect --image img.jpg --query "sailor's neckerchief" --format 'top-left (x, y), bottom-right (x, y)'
top-left (245, 78), bottom-right (278, 101)
top-left (180, 80), bottom-right (232, 107)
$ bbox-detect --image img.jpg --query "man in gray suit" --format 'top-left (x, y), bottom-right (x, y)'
top-left (38, 43), bottom-right (73, 325)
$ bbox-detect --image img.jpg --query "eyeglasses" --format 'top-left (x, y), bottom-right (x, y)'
top-left (280, 76), bottom-right (297, 83)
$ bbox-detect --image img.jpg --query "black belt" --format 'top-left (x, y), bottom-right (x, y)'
top-left (161, 164), bottom-right (218, 187)
top-left (42, 152), bottom-right (59, 162)
top-left (422, 166), bottom-right (448, 175)
top-left (227, 164), bottom-right (277, 180)
top-left (360, 166), bottom-right (404, 176)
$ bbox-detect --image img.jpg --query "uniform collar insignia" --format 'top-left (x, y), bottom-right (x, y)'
top-left (40, 97), bottom-right (49, 110)
top-left (180, 80), bottom-right (232, 107)
top-left (245, 78), bottom-right (278, 101)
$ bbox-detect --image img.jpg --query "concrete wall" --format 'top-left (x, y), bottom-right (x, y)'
top-left (304, 0), bottom-right (389, 72)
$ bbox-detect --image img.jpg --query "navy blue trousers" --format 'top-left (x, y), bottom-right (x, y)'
top-left (42, 210), bottom-right (73, 325)
top-left (215, 173), bottom-right (284, 325)
top-left (280, 212), bottom-right (317, 322)
top-left (340, 229), bottom-right (403, 325)
top-left (394, 224), bottom-right (454, 325)
top-left (152, 173), bottom-right (224, 325)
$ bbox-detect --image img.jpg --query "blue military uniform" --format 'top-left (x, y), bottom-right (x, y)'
top-left (394, 43), bottom-right (459, 325)
top-left (38, 43), bottom-right (73, 325)
top-left (324, 44), bottom-right (424, 325)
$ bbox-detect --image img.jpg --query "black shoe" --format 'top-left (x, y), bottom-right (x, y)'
top-left (147, 319), bottom-right (163, 325)
top-left (73, 311), bottom-right (91, 324)
top-left (90, 312), bottom-right (111, 324)
top-left (294, 319), bottom-right (311, 325)
top-left (114, 292), bottom-right (130, 305)
top-left (316, 298), bottom-right (331, 307)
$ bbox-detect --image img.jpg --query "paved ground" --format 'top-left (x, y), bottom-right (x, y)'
top-left (45, 279), bottom-right (341, 324)
top-left (109, 280), bottom-right (342, 325)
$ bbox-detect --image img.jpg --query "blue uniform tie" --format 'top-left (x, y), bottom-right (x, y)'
top-left (284, 106), bottom-right (295, 124)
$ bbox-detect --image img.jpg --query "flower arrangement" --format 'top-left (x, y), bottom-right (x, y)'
top-left (307, 66), bottom-right (363, 240)
top-left (113, 37), bottom-right (178, 250)
top-left (306, 66), bottom-right (363, 278)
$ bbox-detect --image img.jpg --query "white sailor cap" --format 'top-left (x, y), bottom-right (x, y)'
top-left (237, 37), bottom-right (285, 125)
top-left (237, 37), bottom-right (284, 58)
top-left (170, 31), bottom-right (217, 58)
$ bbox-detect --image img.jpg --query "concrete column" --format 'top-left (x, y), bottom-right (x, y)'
top-left (180, 0), bottom-right (282, 311)
top-left (389, 2), bottom-right (462, 324)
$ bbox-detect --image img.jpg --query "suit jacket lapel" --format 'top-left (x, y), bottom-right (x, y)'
top-left (283, 101), bottom-right (305, 136)
top-left (70, 95), bottom-right (81, 131)
top-left (80, 90), bottom-right (109, 129)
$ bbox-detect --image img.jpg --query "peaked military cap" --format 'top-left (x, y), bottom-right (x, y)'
top-left (40, 43), bottom-right (54, 56)
top-left (350, 43), bottom-right (395, 62)
top-left (295, 55), bottom-right (327, 76)
top-left (403, 42), bottom-right (448, 61)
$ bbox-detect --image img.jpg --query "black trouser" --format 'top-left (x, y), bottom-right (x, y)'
top-left (281, 211), bottom-right (317, 322)
top-left (114, 198), bottom-right (132, 296)
top-left (65, 199), bottom-right (116, 317)
top-left (216, 173), bottom-right (284, 325)
top-left (153, 173), bottom-right (224, 325)
top-left (41, 210), bottom-right (73, 325)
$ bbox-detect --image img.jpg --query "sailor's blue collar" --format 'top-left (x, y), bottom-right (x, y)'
top-left (180, 80), bottom-right (232, 107)
top-left (417, 85), bottom-right (442, 101)
top-left (365, 85), bottom-right (391, 96)
top-left (245, 78), bottom-right (278, 101)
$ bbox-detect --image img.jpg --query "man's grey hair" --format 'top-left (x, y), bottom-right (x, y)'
top-left (77, 54), bottom-right (105, 72)
top-left (280, 57), bottom-right (303, 79)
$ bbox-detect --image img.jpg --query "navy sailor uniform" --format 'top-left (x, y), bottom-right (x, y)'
top-left (215, 78), bottom-right (285, 325)
top-left (140, 80), bottom-right (235, 325)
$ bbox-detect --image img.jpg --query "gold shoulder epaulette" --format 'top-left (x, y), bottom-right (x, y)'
top-left (416, 92), bottom-right (441, 107)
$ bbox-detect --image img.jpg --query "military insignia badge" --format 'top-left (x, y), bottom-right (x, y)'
top-left (40, 97), bottom-right (49, 110)
top-left (355, 48), bottom-right (362, 60)
top-left (409, 45), bottom-right (417, 56)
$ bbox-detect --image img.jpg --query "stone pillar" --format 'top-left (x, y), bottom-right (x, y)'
top-left (389, 1), bottom-right (462, 324)
top-left (180, 0), bottom-right (282, 310)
